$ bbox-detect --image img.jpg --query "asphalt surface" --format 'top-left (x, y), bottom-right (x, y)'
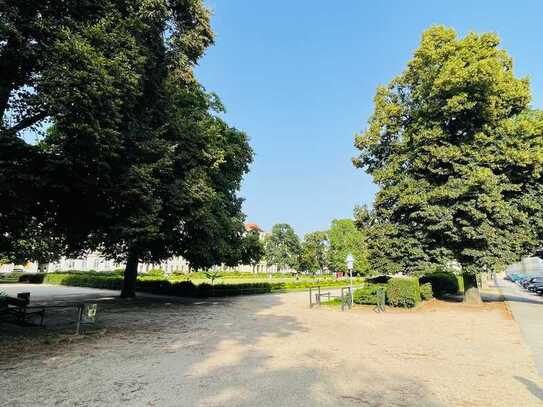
top-left (495, 277), bottom-right (543, 376)
top-left (1, 283), bottom-right (121, 304)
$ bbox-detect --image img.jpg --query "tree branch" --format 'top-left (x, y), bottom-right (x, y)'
top-left (5, 111), bottom-right (48, 135)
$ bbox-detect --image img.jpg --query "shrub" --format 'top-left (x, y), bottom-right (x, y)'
top-left (366, 275), bottom-right (391, 284)
top-left (457, 275), bottom-right (464, 293)
top-left (419, 272), bottom-right (459, 297)
top-left (42, 271), bottom-right (363, 297)
top-left (0, 273), bottom-right (22, 283)
top-left (386, 277), bottom-right (420, 308)
top-left (353, 284), bottom-right (386, 305)
top-left (420, 283), bottom-right (433, 300)
top-left (18, 273), bottom-right (46, 283)
top-left (145, 268), bottom-right (165, 277)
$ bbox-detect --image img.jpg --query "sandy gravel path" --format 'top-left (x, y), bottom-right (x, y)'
top-left (1, 287), bottom-right (542, 406)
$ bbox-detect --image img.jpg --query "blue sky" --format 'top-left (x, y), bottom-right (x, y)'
top-left (195, 0), bottom-right (543, 237)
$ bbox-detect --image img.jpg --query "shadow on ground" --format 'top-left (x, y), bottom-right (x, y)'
top-left (0, 287), bottom-right (445, 406)
top-left (515, 376), bottom-right (543, 401)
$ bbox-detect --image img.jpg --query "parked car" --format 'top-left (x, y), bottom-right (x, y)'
top-left (520, 278), bottom-right (531, 288)
top-left (522, 277), bottom-right (543, 289)
top-left (528, 283), bottom-right (543, 292)
top-left (510, 274), bottom-right (525, 283)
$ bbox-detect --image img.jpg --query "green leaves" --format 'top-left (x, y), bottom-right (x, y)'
top-left (1, 1), bottom-right (253, 277)
top-left (264, 224), bottom-right (301, 271)
top-left (355, 26), bottom-right (543, 274)
top-left (328, 219), bottom-right (367, 275)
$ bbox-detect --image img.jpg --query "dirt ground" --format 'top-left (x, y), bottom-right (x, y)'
top-left (1, 288), bottom-right (542, 407)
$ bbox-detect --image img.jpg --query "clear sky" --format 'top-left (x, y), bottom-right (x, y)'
top-left (195, 0), bottom-right (543, 237)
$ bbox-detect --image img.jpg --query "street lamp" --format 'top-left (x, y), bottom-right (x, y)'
top-left (346, 253), bottom-right (354, 306)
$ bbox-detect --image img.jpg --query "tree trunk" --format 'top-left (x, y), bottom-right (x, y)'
top-left (121, 252), bottom-right (139, 298)
top-left (463, 273), bottom-right (482, 304)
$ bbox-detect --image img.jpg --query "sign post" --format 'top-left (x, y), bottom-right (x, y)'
top-left (346, 254), bottom-right (354, 306)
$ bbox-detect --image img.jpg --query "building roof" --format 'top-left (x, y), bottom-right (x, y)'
top-left (244, 223), bottom-right (263, 232)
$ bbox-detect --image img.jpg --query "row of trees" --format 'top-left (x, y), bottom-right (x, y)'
top-left (353, 26), bottom-right (543, 301)
top-left (0, 0), bottom-right (257, 297)
top-left (262, 220), bottom-right (368, 275)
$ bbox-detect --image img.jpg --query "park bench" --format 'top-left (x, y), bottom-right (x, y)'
top-left (0, 292), bottom-right (45, 327)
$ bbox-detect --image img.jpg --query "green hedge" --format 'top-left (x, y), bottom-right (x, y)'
top-left (386, 277), bottom-right (420, 308)
top-left (420, 283), bottom-right (433, 300)
top-left (365, 275), bottom-right (391, 284)
top-left (353, 284), bottom-right (386, 305)
top-left (43, 272), bottom-right (353, 297)
top-left (0, 273), bottom-right (46, 284)
top-left (457, 275), bottom-right (465, 293)
top-left (419, 272), bottom-right (459, 297)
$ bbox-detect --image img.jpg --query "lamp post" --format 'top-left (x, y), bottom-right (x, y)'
top-left (346, 253), bottom-right (354, 306)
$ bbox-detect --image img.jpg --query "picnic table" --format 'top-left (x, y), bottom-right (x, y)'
top-left (0, 292), bottom-right (98, 334)
top-left (0, 292), bottom-right (45, 327)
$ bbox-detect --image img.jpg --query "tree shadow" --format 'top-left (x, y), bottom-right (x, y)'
top-left (0, 291), bottom-right (446, 406)
top-left (514, 376), bottom-right (543, 401)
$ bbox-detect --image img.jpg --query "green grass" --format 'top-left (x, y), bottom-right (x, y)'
top-left (319, 297), bottom-right (343, 306)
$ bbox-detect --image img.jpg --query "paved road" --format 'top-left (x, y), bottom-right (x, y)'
top-left (1, 283), bottom-right (121, 303)
top-left (495, 278), bottom-right (543, 376)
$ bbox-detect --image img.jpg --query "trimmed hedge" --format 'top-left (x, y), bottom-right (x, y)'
top-left (386, 277), bottom-right (420, 308)
top-left (420, 283), bottom-right (433, 300)
top-left (18, 273), bottom-right (46, 283)
top-left (457, 275), bottom-right (465, 293)
top-left (419, 272), bottom-right (459, 297)
top-left (43, 272), bottom-right (356, 297)
top-left (0, 273), bottom-right (45, 284)
top-left (353, 284), bottom-right (386, 305)
top-left (365, 275), bottom-right (391, 284)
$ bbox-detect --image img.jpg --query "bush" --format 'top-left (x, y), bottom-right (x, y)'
top-left (145, 268), bottom-right (165, 277)
top-left (44, 272), bottom-right (285, 297)
top-left (353, 284), bottom-right (386, 305)
top-left (419, 272), bottom-right (459, 297)
top-left (366, 275), bottom-right (391, 284)
top-left (386, 277), bottom-right (420, 308)
top-left (42, 271), bottom-right (364, 297)
top-left (457, 275), bottom-right (464, 293)
top-left (420, 283), bottom-right (433, 300)
top-left (18, 273), bottom-right (46, 283)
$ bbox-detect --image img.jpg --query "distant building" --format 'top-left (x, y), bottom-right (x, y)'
top-left (0, 222), bottom-right (295, 274)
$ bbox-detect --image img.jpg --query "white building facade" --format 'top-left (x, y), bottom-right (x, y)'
top-left (1, 223), bottom-right (296, 275)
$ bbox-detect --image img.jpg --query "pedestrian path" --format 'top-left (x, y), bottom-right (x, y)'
top-left (495, 277), bottom-right (543, 376)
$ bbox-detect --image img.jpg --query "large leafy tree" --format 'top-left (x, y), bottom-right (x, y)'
top-left (238, 230), bottom-right (265, 272)
top-left (1, 1), bottom-right (253, 297)
top-left (264, 224), bottom-right (301, 271)
top-left (328, 219), bottom-right (367, 275)
top-left (0, 0), bottom-right (140, 260)
top-left (299, 231), bottom-right (329, 274)
top-left (354, 26), bottom-right (543, 301)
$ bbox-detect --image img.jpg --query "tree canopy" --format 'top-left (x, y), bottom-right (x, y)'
top-left (264, 224), bottom-right (301, 271)
top-left (1, 0), bottom-right (253, 297)
top-left (354, 26), bottom-right (543, 281)
top-left (299, 231), bottom-right (329, 274)
top-left (328, 219), bottom-right (367, 275)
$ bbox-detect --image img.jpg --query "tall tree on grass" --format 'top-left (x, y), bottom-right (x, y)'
top-left (1, 1), bottom-right (253, 297)
top-left (328, 219), bottom-right (367, 275)
top-left (0, 0), bottom-right (144, 261)
top-left (299, 231), bottom-right (329, 274)
top-left (56, 1), bottom-right (252, 298)
top-left (264, 224), bottom-right (301, 272)
top-left (354, 26), bottom-right (543, 302)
